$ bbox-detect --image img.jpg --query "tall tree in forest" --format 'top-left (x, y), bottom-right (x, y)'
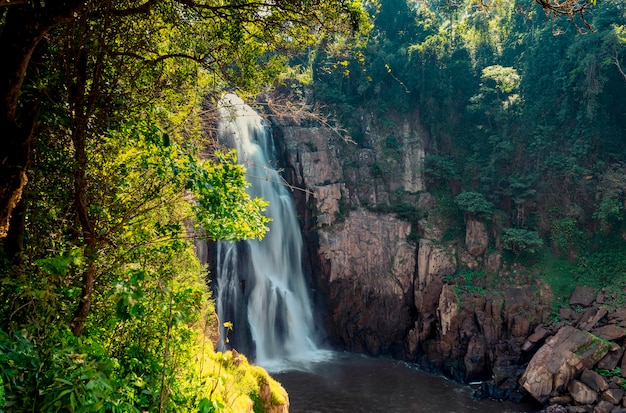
top-left (0, 0), bottom-right (367, 239)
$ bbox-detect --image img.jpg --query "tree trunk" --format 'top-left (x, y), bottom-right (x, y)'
top-left (0, 3), bottom-right (80, 238)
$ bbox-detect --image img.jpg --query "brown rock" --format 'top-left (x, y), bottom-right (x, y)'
top-left (466, 218), bottom-right (488, 257)
top-left (601, 388), bottom-right (624, 404)
top-left (549, 395), bottom-right (573, 405)
top-left (597, 348), bottom-right (625, 371)
top-left (592, 400), bottom-right (614, 413)
top-left (519, 326), bottom-right (612, 404)
top-left (544, 405), bottom-right (568, 413)
top-left (581, 369), bottom-right (609, 392)
top-left (485, 252), bottom-right (502, 273)
top-left (522, 326), bottom-right (549, 352)
top-left (566, 407), bottom-right (592, 413)
top-left (608, 308), bottom-right (626, 325)
top-left (464, 334), bottom-right (488, 381)
top-left (592, 325), bottom-right (626, 341)
top-left (622, 352), bottom-right (626, 378)
top-left (569, 285), bottom-right (597, 307)
top-left (577, 307), bottom-right (608, 331)
top-left (318, 208), bottom-right (416, 353)
top-left (568, 379), bottom-right (598, 404)
top-left (560, 307), bottom-right (580, 322)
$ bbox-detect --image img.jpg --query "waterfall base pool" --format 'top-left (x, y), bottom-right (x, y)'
top-left (273, 352), bottom-right (540, 413)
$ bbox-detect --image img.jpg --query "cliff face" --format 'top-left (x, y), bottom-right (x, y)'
top-left (272, 109), bottom-right (626, 409)
top-left (273, 109), bottom-right (546, 391)
top-left (274, 112), bottom-right (423, 356)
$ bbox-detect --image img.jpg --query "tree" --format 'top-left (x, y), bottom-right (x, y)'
top-left (0, 0), bottom-right (368, 240)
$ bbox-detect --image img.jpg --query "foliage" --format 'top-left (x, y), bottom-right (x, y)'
top-left (501, 228), bottom-right (544, 256)
top-left (454, 191), bottom-right (494, 219)
top-left (0, 0), bottom-right (370, 408)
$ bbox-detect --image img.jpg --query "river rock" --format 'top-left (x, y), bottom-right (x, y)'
top-left (568, 379), bottom-right (598, 404)
top-left (519, 326), bottom-right (612, 404)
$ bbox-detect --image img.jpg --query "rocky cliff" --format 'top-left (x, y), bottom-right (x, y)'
top-left (270, 107), bottom-right (626, 409)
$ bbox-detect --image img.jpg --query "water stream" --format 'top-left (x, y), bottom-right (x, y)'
top-left (215, 94), bottom-right (320, 369)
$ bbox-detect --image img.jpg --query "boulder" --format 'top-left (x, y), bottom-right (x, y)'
top-left (568, 380), bottom-right (598, 405)
top-left (597, 348), bottom-right (624, 371)
top-left (592, 325), bottom-right (626, 341)
top-left (592, 400), bottom-right (614, 413)
top-left (522, 326), bottom-right (549, 352)
top-left (577, 307), bottom-right (608, 331)
top-left (569, 286), bottom-right (596, 307)
top-left (581, 369), bottom-right (609, 392)
top-left (601, 388), bottom-right (624, 404)
top-left (519, 326), bottom-right (612, 404)
top-left (608, 308), bottom-right (626, 325)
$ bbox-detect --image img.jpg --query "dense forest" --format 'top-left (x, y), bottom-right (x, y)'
top-left (310, 0), bottom-right (626, 308)
top-left (1, 0), bottom-right (626, 411)
top-left (0, 1), bottom-right (365, 411)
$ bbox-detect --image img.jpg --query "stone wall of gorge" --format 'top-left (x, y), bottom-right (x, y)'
top-left (270, 108), bottom-right (626, 408)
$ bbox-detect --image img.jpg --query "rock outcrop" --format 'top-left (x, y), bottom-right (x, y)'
top-left (520, 287), bottom-right (626, 413)
top-left (271, 106), bottom-right (626, 409)
top-left (519, 326), bottom-right (612, 403)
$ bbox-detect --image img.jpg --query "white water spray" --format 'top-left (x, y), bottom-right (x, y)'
top-left (215, 94), bottom-right (323, 369)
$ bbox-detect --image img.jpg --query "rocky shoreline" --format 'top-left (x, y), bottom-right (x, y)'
top-left (521, 286), bottom-right (626, 412)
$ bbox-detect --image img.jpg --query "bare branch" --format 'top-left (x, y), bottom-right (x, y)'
top-left (612, 45), bottom-right (626, 81)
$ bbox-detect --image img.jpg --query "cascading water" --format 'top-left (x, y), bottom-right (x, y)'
top-left (215, 94), bottom-right (321, 370)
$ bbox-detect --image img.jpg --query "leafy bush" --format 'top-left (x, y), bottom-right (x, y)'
top-left (454, 191), bottom-right (494, 219)
top-left (501, 228), bottom-right (544, 256)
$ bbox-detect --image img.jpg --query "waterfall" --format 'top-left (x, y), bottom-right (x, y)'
top-left (215, 94), bottom-right (320, 369)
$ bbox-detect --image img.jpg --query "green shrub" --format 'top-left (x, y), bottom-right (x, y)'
top-left (501, 228), bottom-right (544, 256)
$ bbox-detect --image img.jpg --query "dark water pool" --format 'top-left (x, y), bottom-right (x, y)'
top-left (272, 352), bottom-right (539, 413)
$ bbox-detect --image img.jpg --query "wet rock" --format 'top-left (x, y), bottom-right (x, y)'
top-left (568, 379), bottom-right (598, 405)
top-left (464, 334), bottom-right (488, 381)
top-left (519, 326), bottom-right (612, 404)
top-left (569, 286), bottom-right (597, 307)
top-left (318, 208), bottom-right (416, 354)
